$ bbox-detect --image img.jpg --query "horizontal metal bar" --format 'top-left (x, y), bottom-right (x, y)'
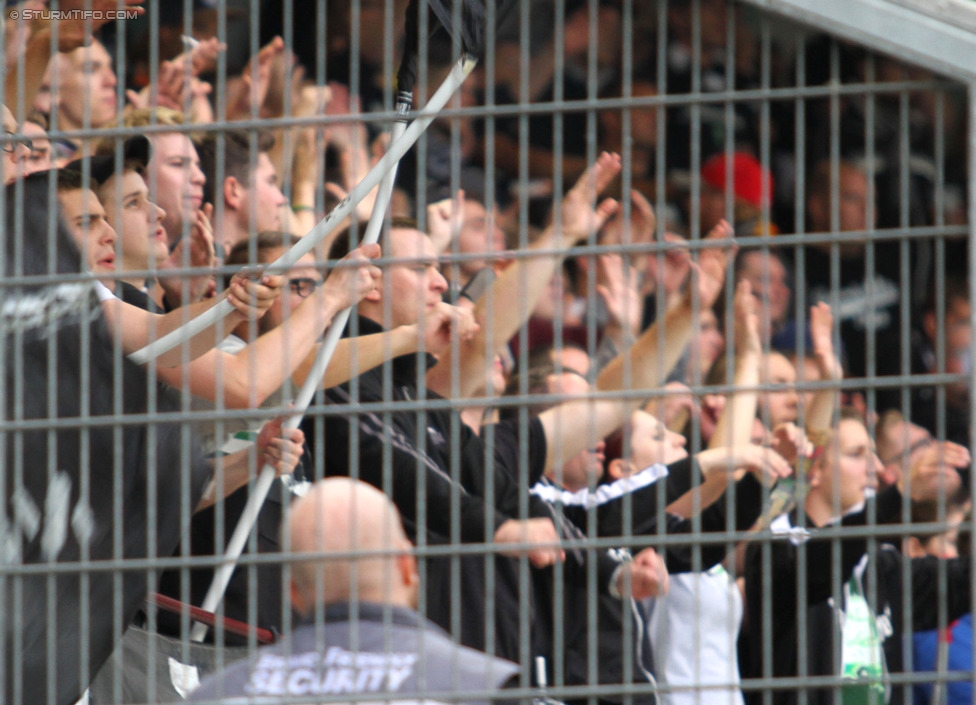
top-left (2, 517), bottom-right (968, 579)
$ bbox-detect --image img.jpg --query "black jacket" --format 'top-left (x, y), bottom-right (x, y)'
top-left (743, 490), bottom-right (972, 705)
top-left (315, 317), bottom-right (511, 545)
top-left (314, 316), bottom-right (626, 662)
top-left (530, 475), bottom-right (658, 705)
top-left (530, 462), bottom-right (764, 704)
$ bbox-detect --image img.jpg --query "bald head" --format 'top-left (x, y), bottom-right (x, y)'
top-left (287, 478), bottom-right (418, 614)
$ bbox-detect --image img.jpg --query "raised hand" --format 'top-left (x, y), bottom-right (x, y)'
top-left (126, 58), bottom-right (214, 122)
top-left (596, 253), bottom-right (643, 338)
top-left (227, 36), bottom-right (285, 120)
top-left (494, 517), bottom-right (565, 568)
top-left (290, 83), bottom-right (333, 203)
top-left (903, 441), bottom-right (970, 502)
top-left (769, 422), bottom-right (813, 465)
top-left (599, 188), bottom-right (656, 256)
top-left (158, 205), bottom-right (217, 306)
top-left (697, 443), bottom-right (793, 487)
top-left (419, 302), bottom-right (479, 356)
top-left (188, 205), bottom-right (217, 264)
top-left (321, 81), bottom-right (369, 150)
top-left (644, 381), bottom-right (696, 432)
top-left (644, 231), bottom-right (692, 299)
top-left (173, 36), bottom-right (225, 77)
top-left (809, 302), bottom-right (842, 381)
top-left (558, 151), bottom-right (622, 244)
top-left (733, 280), bottom-right (762, 357)
top-left (686, 219), bottom-right (735, 311)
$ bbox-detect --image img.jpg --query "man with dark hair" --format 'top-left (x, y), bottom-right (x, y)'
top-left (88, 135), bottom-right (168, 309)
top-left (196, 128), bottom-right (289, 256)
top-left (159, 228), bottom-right (478, 643)
top-left (3, 171), bottom-right (214, 705)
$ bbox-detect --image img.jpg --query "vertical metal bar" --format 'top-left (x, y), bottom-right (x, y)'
top-left (0, 0), bottom-right (11, 679)
top-left (107, 12), bottom-right (131, 689)
top-left (654, 0), bottom-right (667, 340)
top-left (723, 3), bottom-right (736, 229)
top-left (619, 5), bottom-right (638, 699)
top-left (45, 141), bottom-right (59, 705)
top-left (482, 0), bottom-right (500, 667)
top-left (11, 156), bottom-right (27, 703)
top-left (689, 0), bottom-right (701, 241)
top-left (960, 76), bottom-right (976, 705)
top-left (0, 102), bottom-right (8, 704)
top-left (826, 36), bottom-right (843, 705)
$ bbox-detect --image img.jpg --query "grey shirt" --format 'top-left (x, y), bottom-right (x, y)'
top-left (189, 601), bottom-right (520, 704)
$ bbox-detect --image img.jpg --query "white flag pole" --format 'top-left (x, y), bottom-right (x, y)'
top-left (130, 56), bottom-right (476, 367)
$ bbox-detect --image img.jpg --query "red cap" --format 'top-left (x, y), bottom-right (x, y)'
top-left (700, 152), bottom-right (775, 209)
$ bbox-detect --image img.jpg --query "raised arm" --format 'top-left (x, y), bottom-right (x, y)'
top-left (804, 302), bottom-right (842, 433)
top-left (426, 151), bottom-right (623, 399)
top-left (666, 281), bottom-right (766, 514)
top-left (537, 299), bottom-right (693, 476)
top-left (897, 440), bottom-right (970, 502)
top-left (710, 280), bottom-right (762, 448)
top-left (155, 206), bottom-right (218, 310)
top-left (593, 252), bottom-right (643, 368)
top-left (538, 222), bottom-right (734, 475)
top-left (597, 220), bottom-right (734, 393)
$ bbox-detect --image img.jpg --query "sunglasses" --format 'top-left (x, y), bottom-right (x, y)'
top-left (2, 132), bottom-right (33, 154)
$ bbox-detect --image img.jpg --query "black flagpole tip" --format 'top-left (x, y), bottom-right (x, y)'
top-left (413, 0), bottom-right (518, 61)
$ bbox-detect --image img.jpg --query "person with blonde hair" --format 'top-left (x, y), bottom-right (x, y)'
top-left (743, 410), bottom-right (972, 705)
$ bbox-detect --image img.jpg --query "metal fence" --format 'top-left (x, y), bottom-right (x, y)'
top-left (1, 1), bottom-right (974, 704)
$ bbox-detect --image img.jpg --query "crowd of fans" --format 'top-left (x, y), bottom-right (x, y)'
top-left (2, 1), bottom-right (973, 704)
